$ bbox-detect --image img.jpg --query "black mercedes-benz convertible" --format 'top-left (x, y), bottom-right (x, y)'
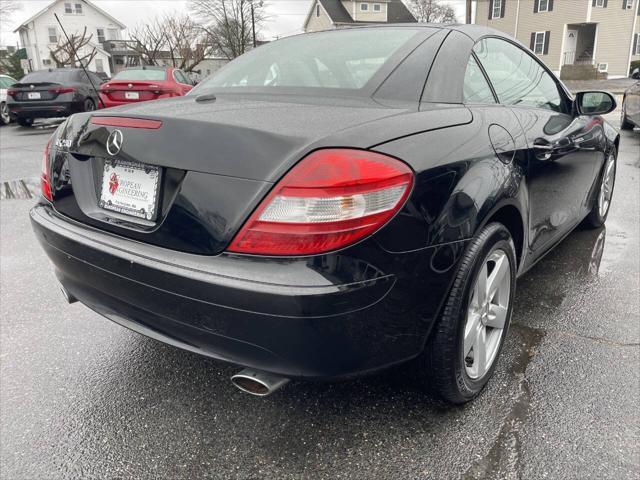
top-left (31, 24), bottom-right (619, 403)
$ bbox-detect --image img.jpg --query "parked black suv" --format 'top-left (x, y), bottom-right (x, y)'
top-left (7, 68), bottom-right (103, 127)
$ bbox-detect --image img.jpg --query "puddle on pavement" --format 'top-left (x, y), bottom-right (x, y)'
top-left (463, 222), bottom-right (631, 479)
top-left (0, 177), bottom-right (40, 200)
top-left (514, 225), bottom-right (631, 309)
top-left (463, 325), bottom-right (545, 480)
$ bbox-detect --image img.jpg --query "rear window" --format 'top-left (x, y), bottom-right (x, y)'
top-left (20, 70), bottom-right (79, 83)
top-left (194, 28), bottom-right (420, 91)
top-left (113, 69), bottom-right (167, 81)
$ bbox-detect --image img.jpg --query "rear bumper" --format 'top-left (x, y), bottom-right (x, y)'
top-left (9, 101), bottom-right (83, 119)
top-left (31, 203), bottom-right (465, 379)
top-left (99, 96), bottom-right (148, 108)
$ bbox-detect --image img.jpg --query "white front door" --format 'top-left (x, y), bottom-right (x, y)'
top-left (563, 29), bottom-right (578, 65)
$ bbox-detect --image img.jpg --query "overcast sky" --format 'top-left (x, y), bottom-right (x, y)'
top-left (1, 0), bottom-right (468, 46)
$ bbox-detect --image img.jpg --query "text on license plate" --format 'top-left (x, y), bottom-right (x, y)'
top-left (27, 92), bottom-right (41, 100)
top-left (125, 91), bottom-right (140, 100)
top-left (99, 160), bottom-right (160, 220)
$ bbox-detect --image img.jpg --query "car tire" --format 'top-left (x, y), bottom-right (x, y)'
top-left (0, 102), bottom-right (10, 125)
top-left (84, 98), bottom-right (95, 112)
top-left (620, 98), bottom-right (634, 130)
top-left (420, 222), bottom-right (517, 404)
top-left (584, 147), bottom-right (617, 228)
top-left (17, 118), bottom-right (33, 128)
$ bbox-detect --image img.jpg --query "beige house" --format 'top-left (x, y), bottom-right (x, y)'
top-left (475, 0), bottom-right (640, 79)
top-left (304, 0), bottom-right (416, 33)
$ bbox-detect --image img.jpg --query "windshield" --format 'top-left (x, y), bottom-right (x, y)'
top-left (20, 70), bottom-right (79, 83)
top-left (194, 28), bottom-right (420, 92)
top-left (113, 69), bottom-right (167, 81)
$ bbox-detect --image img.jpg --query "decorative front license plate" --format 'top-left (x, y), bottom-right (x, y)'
top-left (99, 160), bottom-right (160, 220)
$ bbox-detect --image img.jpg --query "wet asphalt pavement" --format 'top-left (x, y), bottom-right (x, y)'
top-left (1, 115), bottom-right (638, 480)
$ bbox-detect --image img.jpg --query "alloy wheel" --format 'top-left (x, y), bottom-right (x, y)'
top-left (598, 153), bottom-right (616, 218)
top-left (463, 249), bottom-right (511, 379)
top-left (0, 103), bottom-right (9, 124)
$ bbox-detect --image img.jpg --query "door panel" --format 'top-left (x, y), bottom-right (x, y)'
top-left (473, 37), bottom-right (604, 263)
top-left (509, 107), bottom-right (603, 257)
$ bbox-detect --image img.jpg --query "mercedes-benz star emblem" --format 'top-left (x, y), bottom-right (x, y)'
top-left (106, 129), bottom-right (124, 156)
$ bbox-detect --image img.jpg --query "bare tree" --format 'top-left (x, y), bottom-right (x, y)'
top-left (0, 0), bottom-right (21, 26)
top-left (49, 27), bottom-right (97, 68)
top-left (190, 0), bottom-right (267, 60)
top-left (129, 18), bottom-right (168, 66)
top-left (130, 14), bottom-right (214, 73)
top-left (165, 15), bottom-right (214, 72)
top-left (406, 0), bottom-right (457, 23)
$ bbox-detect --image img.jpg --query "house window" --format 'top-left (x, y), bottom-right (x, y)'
top-left (373, 3), bottom-right (381, 11)
top-left (48, 27), bottom-right (58, 44)
top-left (594, 0), bottom-right (604, 7)
top-left (43, 59), bottom-right (52, 66)
top-left (492, 0), bottom-right (502, 19)
top-left (97, 28), bottom-right (105, 43)
top-left (623, 0), bottom-right (633, 9)
top-left (64, 3), bottom-right (72, 13)
top-left (360, 3), bottom-right (369, 11)
top-left (95, 58), bottom-right (104, 72)
top-left (74, 3), bottom-right (83, 14)
top-left (533, 31), bottom-right (546, 54)
top-left (634, 34), bottom-right (640, 55)
top-left (537, 0), bottom-right (549, 12)
top-left (316, 3), bottom-right (320, 16)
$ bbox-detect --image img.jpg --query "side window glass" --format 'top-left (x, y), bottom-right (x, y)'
top-left (463, 55), bottom-right (496, 104)
top-left (175, 70), bottom-right (188, 84)
top-left (474, 38), bottom-right (566, 113)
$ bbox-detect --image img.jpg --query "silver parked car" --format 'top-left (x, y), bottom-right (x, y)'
top-left (621, 67), bottom-right (640, 130)
top-left (0, 74), bottom-right (18, 125)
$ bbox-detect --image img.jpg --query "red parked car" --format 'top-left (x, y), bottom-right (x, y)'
top-left (99, 66), bottom-right (193, 108)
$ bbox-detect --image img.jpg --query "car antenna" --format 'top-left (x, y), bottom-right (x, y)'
top-left (54, 13), bottom-right (105, 109)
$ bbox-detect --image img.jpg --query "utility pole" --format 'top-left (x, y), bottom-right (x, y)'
top-left (466, 0), bottom-right (473, 24)
top-left (251, 1), bottom-right (256, 48)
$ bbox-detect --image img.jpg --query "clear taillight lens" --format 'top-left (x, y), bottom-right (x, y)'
top-left (227, 149), bottom-right (413, 256)
top-left (41, 137), bottom-right (53, 202)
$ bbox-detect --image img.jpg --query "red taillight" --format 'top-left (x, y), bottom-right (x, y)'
top-left (49, 87), bottom-right (76, 94)
top-left (228, 149), bottom-right (413, 256)
top-left (41, 137), bottom-right (53, 202)
top-left (7, 88), bottom-right (17, 97)
top-left (90, 116), bottom-right (163, 129)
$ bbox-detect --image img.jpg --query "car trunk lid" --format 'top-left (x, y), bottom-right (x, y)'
top-left (10, 82), bottom-right (69, 101)
top-left (48, 94), bottom-right (469, 255)
top-left (101, 80), bottom-right (169, 102)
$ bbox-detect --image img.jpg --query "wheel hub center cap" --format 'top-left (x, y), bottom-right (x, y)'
top-left (480, 303), bottom-right (489, 325)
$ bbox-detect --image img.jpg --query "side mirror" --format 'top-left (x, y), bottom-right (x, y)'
top-left (575, 91), bottom-right (617, 116)
top-left (632, 68), bottom-right (640, 80)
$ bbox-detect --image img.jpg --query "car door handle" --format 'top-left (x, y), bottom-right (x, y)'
top-left (533, 144), bottom-right (553, 151)
top-left (533, 140), bottom-right (555, 160)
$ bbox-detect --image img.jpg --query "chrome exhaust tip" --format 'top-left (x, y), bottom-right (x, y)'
top-left (231, 369), bottom-right (289, 397)
top-left (59, 284), bottom-right (78, 304)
